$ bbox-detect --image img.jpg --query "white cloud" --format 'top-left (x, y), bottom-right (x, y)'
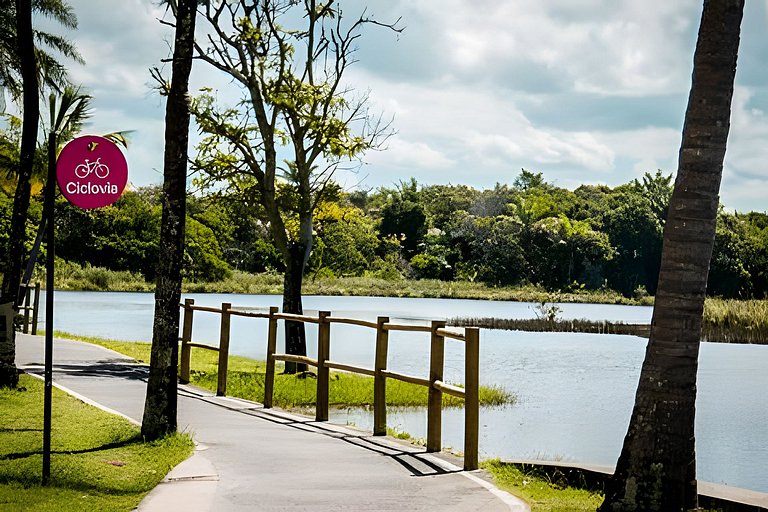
top-left (44, 0), bottom-right (768, 212)
top-left (370, 139), bottom-right (454, 169)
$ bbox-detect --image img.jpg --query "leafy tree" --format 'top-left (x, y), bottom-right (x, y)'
top-left (379, 179), bottom-right (427, 258)
top-left (513, 168), bottom-right (546, 191)
top-left (522, 215), bottom-right (613, 290)
top-left (310, 201), bottom-right (378, 277)
top-left (184, 216), bottom-right (231, 282)
top-left (742, 212), bottom-right (768, 297)
top-left (467, 183), bottom-right (512, 218)
top-left (600, 1), bottom-right (744, 509)
top-left (447, 212), bottom-right (526, 286)
top-left (190, 0), bottom-right (400, 371)
top-left (631, 169), bottom-right (673, 224)
top-left (420, 183), bottom-right (478, 231)
top-left (707, 213), bottom-right (751, 297)
top-left (603, 191), bottom-right (663, 296)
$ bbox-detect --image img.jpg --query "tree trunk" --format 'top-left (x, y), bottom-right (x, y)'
top-left (282, 241), bottom-right (308, 374)
top-left (141, 0), bottom-right (196, 440)
top-left (0, 0), bottom-right (38, 389)
top-left (599, 1), bottom-right (743, 511)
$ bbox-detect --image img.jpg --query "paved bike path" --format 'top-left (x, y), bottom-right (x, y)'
top-left (15, 334), bottom-right (527, 511)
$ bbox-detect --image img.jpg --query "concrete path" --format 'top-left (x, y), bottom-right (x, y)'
top-left (15, 334), bottom-right (528, 512)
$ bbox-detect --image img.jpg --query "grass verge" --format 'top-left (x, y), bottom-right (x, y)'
top-left (56, 332), bottom-right (515, 409)
top-left (482, 460), bottom-right (604, 512)
top-left (0, 374), bottom-right (193, 512)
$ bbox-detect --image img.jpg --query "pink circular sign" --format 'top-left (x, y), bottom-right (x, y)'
top-left (57, 135), bottom-right (128, 209)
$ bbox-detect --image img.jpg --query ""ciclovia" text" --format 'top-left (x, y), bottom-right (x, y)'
top-left (65, 181), bottom-right (119, 195)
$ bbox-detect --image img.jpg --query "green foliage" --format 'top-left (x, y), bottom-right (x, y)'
top-left (0, 375), bottom-right (193, 512)
top-left (184, 217), bottom-right (231, 282)
top-left (630, 170), bottom-right (673, 224)
top-left (410, 253), bottom-right (444, 280)
top-left (602, 191), bottom-right (663, 296)
top-left (378, 179), bottom-right (427, 258)
top-left (448, 212), bottom-right (526, 286)
top-left (45, 166), bottom-right (768, 301)
top-left (310, 202), bottom-right (379, 277)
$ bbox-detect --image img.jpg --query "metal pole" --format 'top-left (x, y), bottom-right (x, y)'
top-left (42, 130), bottom-right (56, 485)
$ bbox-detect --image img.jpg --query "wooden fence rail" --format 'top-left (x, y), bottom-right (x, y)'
top-left (178, 299), bottom-right (481, 470)
top-left (18, 282), bottom-right (41, 335)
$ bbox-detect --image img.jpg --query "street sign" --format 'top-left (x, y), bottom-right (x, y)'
top-left (56, 135), bottom-right (128, 209)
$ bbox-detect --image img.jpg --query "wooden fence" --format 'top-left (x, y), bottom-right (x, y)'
top-left (18, 282), bottom-right (40, 335)
top-left (178, 298), bottom-right (481, 470)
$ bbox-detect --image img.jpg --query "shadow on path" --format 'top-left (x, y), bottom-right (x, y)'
top-left (178, 388), bottom-right (462, 479)
top-left (23, 362), bottom-right (149, 382)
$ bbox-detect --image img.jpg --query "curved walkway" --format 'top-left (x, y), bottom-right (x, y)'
top-left (15, 334), bottom-right (528, 512)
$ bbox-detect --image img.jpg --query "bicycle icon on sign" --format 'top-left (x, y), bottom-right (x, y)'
top-left (74, 158), bottom-right (110, 179)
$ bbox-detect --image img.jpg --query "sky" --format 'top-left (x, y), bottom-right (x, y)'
top-left (15, 0), bottom-right (768, 212)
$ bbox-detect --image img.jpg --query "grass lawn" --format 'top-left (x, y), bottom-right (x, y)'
top-left (0, 375), bottom-right (193, 512)
top-left (58, 332), bottom-right (515, 409)
top-left (482, 460), bottom-right (604, 512)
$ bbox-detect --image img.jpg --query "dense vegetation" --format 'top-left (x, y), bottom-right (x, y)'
top-left (3, 162), bottom-right (768, 300)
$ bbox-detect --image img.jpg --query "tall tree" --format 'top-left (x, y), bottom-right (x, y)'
top-left (0, 0), bottom-right (82, 388)
top-left (191, 0), bottom-right (399, 372)
top-left (599, 1), bottom-right (744, 510)
top-left (0, 0), bottom-right (37, 388)
top-left (141, 0), bottom-right (197, 440)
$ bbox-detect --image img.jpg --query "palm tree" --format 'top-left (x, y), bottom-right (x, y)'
top-left (598, 1), bottom-right (744, 510)
top-left (141, 0), bottom-right (198, 440)
top-left (0, 0), bottom-right (82, 388)
top-left (1, 0), bottom-right (38, 389)
top-left (0, 0), bottom-right (82, 99)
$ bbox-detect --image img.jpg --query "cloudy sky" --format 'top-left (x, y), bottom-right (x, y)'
top-left (23, 0), bottom-right (768, 212)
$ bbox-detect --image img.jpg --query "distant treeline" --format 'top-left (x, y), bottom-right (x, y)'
top-left (2, 169), bottom-right (767, 300)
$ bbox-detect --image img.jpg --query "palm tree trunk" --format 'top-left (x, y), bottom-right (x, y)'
top-left (141, 0), bottom-right (196, 440)
top-left (599, 1), bottom-right (744, 511)
top-left (0, 0), bottom-right (38, 388)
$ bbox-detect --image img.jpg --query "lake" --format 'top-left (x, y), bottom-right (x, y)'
top-left (41, 290), bottom-right (768, 493)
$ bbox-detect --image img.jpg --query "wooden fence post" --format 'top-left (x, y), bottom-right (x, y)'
top-left (31, 283), bottom-right (40, 335)
top-left (263, 306), bottom-right (279, 408)
top-left (179, 298), bottom-right (194, 384)
top-left (316, 311), bottom-right (331, 422)
top-left (373, 316), bottom-right (389, 436)
top-left (22, 285), bottom-right (31, 334)
top-left (216, 303), bottom-right (232, 396)
top-left (464, 327), bottom-right (480, 470)
top-left (427, 320), bottom-right (446, 453)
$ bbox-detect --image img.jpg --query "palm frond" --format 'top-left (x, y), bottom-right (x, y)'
top-left (102, 131), bottom-right (133, 149)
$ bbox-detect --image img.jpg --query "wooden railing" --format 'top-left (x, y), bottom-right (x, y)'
top-left (178, 299), bottom-right (481, 470)
top-left (18, 282), bottom-right (40, 335)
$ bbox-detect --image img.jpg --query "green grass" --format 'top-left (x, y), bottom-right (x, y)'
top-left (192, 272), bottom-right (650, 305)
top-left (0, 375), bottom-right (194, 512)
top-left (56, 332), bottom-right (516, 409)
top-left (48, 259), bottom-right (153, 292)
top-left (482, 460), bottom-right (604, 512)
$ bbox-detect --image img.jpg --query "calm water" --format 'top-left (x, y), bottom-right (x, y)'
top-left (42, 291), bottom-right (768, 493)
